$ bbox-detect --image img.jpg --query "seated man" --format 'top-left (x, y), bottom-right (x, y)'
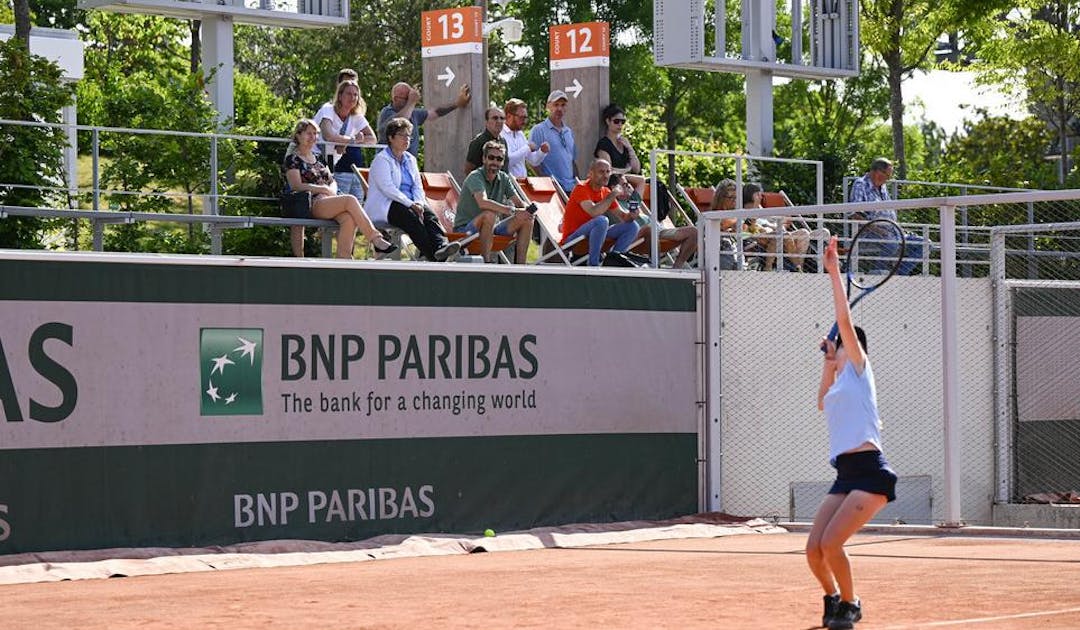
top-left (464, 107), bottom-right (510, 175)
top-left (561, 159), bottom-right (640, 266)
top-left (454, 141), bottom-right (534, 263)
top-left (848, 157), bottom-right (927, 275)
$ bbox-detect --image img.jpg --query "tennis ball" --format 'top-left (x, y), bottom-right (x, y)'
top-left (483, 528), bottom-right (495, 537)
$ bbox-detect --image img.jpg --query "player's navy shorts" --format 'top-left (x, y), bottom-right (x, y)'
top-left (829, 450), bottom-right (897, 502)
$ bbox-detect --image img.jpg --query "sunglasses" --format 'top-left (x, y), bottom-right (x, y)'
top-left (485, 155), bottom-right (505, 162)
top-left (612, 118), bottom-right (627, 124)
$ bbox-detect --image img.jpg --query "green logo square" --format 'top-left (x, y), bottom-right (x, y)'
top-left (200, 328), bottom-right (264, 416)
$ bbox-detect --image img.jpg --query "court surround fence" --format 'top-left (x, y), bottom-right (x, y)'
top-left (700, 190), bottom-right (1080, 528)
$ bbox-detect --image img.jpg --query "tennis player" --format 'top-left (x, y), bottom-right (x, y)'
top-left (806, 236), bottom-right (898, 629)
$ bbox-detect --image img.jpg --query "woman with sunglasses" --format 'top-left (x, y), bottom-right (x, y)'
top-left (596, 104), bottom-right (698, 268)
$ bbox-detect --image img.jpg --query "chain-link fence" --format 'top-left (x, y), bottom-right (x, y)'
top-left (701, 191), bottom-right (1080, 527)
top-left (991, 222), bottom-right (1080, 509)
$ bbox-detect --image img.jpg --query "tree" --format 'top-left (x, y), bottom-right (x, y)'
top-left (0, 39), bottom-right (76, 248)
top-left (973, 1), bottom-right (1080, 186)
top-left (13, 0), bottom-right (30, 47)
top-left (860, 0), bottom-right (1012, 179)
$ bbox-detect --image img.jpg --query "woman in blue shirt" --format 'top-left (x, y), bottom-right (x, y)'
top-left (807, 236), bottom-right (898, 630)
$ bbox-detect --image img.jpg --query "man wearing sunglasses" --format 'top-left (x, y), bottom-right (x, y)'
top-left (464, 107), bottom-right (511, 175)
top-left (454, 141), bottom-right (534, 264)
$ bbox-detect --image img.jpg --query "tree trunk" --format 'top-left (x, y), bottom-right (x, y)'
top-left (14, 0), bottom-right (32, 48)
top-left (886, 0), bottom-right (907, 180)
top-left (190, 20), bottom-right (202, 74)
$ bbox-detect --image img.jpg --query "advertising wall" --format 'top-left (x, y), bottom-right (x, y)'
top-left (0, 254), bottom-right (699, 553)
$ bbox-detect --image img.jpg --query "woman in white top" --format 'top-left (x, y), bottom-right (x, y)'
top-left (807, 236), bottom-right (897, 630)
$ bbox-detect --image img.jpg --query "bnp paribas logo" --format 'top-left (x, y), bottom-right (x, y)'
top-left (200, 328), bottom-right (264, 416)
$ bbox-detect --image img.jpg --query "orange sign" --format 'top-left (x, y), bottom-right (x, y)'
top-left (549, 22), bottom-right (610, 68)
top-left (422, 7), bottom-right (483, 51)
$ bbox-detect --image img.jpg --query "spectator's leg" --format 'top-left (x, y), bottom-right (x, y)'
top-left (472, 211), bottom-right (497, 261)
top-left (897, 234), bottom-right (925, 276)
top-left (607, 220), bottom-right (640, 253)
top-left (785, 228), bottom-right (811, 271)
top-left (495, 211), bottom-right (534, 263)
top-left (422, 208), bottom-right (450, 250)
top-left (564, 215), bottom-right (609, 266)
top-left (334, 214), bottom-right (358, 259)
top-left (388, 201), bottom-right (437, 260)
top-left (672, 226), bottom-right (698, 268)
top-left (290, 226), bottom-right (305, 257)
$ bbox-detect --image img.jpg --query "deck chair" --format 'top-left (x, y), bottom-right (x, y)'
top-left (676, 184), bottom-right (716, 220)
top-left (421, 171), bottom-right (516, 263)
top-left (350, 165), bottom-right (411, 260)
top-left (516, 176), bottom-right (595, 265)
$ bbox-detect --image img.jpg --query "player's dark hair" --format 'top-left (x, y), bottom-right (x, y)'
top-left (835, 326), bottom-right (868, 354)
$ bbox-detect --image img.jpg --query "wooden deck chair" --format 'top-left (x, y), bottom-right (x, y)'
top-left (642, 180), bottom-right (695, 227)
top-left (421, 171), bottom-right (516, 263)
top-left (350, 165), bottom-right (411, 260)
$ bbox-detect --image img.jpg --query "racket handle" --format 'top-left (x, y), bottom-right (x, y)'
top-left (820, 322), bottom-right (839, 353)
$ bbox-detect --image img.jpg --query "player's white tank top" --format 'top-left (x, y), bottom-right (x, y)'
top-left (823, 358), bottom-right (882, 465)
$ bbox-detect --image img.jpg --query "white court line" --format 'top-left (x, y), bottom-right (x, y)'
top-left (883, 605), bottom-right (1080, 628)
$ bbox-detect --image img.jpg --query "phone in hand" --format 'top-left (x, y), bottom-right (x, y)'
top-left (627, 199), bottom-right (641, 213)
top-left (525, 202), bottom-right (539, 215)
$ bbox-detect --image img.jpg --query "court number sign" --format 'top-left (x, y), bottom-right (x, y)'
top-left (550, 22), bottom-right (610, 69)
top-left (421, 7), bottom-right (483, 58)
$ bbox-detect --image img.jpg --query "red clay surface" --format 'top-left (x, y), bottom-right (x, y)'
top-left (4, 532), bottom-right (1080, 629)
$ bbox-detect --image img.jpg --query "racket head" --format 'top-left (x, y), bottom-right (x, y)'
top-left (845, 218), bottom-right (905, 290)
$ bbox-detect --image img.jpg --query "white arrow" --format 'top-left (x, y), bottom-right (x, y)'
top-left (564, 78), bottom-right (583, 99)
top-left (437, 66), bottom-right (456, 88)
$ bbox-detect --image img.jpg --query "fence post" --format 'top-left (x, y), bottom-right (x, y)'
top-left (940, 203), bottom-right (963, 527)
top-left (989, 228), bottom-right (1012, 504)
top-left (91, 129), bottom-right (103, 252)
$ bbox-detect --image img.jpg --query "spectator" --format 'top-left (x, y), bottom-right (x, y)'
top-left (314, 79), bottom-right (376, 202)
top-left (742, 182), bottom-right (813, 271)
top-left (454, 141), bottom-right (534, 264)
top-left (283, 119), bottom-right (397, 259)
top-left (501, 97), bottom-right (548, 177)
top-left (365, 117), bottom-right (461, 262)
top-left (848, 157), bottom-right (927, 275)
top-left (376, 82), bottom-right (471, 156)
top-left (464, 106), bottom-right (510, 175)
top-left (529, 90), bottom-right (577, 195)
top-left (705, 178), bottom-right (754, 270)
top-left (562, 159), bottom-right (640, 266)
top-left (594, 104), bottom-right (644, 188)
top-left (595, 104), bottom-right (695, 268)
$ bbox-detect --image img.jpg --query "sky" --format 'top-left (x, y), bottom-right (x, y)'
top-left (901, 69), bottom-right (1025, 135)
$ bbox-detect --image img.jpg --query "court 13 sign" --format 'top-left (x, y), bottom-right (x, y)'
top-left (421, 6), bottom-right (483, 58)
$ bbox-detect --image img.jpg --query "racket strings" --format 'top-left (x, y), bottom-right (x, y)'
top-left (845, 220), bottom-right (905, 290)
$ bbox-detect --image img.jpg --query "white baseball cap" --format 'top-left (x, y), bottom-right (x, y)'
top-left (546, 90), bottom-right (569, 104)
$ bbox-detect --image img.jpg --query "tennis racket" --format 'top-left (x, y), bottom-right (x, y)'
top-left (825, 218), bottom-right (906, 344)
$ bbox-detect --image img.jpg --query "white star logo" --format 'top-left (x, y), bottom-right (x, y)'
top-left (225, 393), bottom-right (237, 405)
top-left (210, 353), bottom-right (234, 375)
top-left (234, 336), bottom-right (258, 365)
top-left (206, 380), bottom-right (221, 402)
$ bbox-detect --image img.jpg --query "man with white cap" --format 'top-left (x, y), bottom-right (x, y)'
top-left (529, 90), bottom-right (577, 195)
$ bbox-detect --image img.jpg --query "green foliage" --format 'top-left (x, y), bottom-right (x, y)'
top-left (0, 39), bottom-right (76, 248)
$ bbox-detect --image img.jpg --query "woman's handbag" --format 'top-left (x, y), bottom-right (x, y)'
top-left (281, 190), bottom-right (312, 219)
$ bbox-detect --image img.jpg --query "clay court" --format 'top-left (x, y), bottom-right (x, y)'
top-left (3, 524), bottom-right (1079, 629)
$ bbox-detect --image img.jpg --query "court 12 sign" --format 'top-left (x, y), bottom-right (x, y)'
top-left (421, 6), bottom-right (483, 58)
top-left (549, 22), bottom-right (610, 71)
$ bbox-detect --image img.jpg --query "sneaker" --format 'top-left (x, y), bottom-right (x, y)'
top-left (828, 599), bottom-right (862, 629)
top-left (822, 593), bottom-right (840, 628)
top-left (433, 241), bottom-right (461, 262)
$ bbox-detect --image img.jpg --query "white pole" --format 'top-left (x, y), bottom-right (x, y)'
top-left (940, 204), bottom-right (963, 527)
top-left (990, 229), bottom-right (1012, 503)
top-left (702, 214), bottom-right (724, 512)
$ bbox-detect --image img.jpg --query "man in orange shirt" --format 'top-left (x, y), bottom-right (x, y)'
top-left (562, 159), bottom-right (640, 266)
